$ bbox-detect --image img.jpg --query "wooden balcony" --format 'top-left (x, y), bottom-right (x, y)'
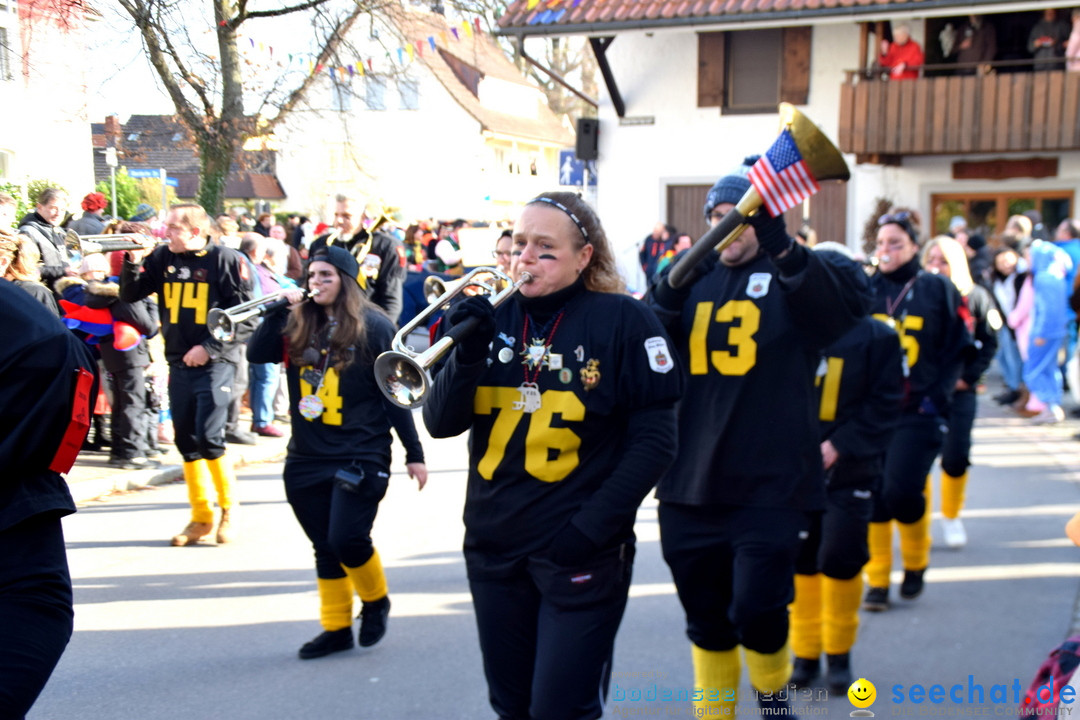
top-left (838, 68), bottom-right (1080, 163)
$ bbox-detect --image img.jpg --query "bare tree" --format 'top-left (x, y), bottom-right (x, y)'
top-left (115, 0), bottom-right (373, 214)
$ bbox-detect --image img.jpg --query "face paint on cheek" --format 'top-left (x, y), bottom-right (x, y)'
top-left (538, 254), bottom-right (557, 260)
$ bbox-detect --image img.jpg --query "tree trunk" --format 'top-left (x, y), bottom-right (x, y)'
top-left (198, 137), bottom-right (232, 216)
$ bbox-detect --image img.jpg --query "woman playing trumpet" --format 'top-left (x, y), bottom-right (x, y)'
top-left (247, 246), bottom-right (426, 659)
top-left (422, 192), bottom-right (683, 719)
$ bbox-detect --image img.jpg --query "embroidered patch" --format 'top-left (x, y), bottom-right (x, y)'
top-left (645, 336), bottom-right (674, 374)
top-left (746, 272), bottom-right (771, 299)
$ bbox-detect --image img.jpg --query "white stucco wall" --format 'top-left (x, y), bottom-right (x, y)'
top-left (590, 22), bottom-right (1080, 265)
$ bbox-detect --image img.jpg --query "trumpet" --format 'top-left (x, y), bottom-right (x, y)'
top-left (65, 229), bottom-right (157, 256)
top-left (666, 103), bottom-right (850, 289)
top-left (374, 267), bottom-right (531, 408)
top-left (207, 289), bottom-right (319, 343)
top-left (423, 269), bottom-right (505, 306)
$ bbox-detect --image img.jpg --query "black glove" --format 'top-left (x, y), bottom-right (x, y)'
top-left (547, 523), bottom-right (599, 567)
top-left (650, 251), bottom-right (717, 311)
top-left (748, 210), bottom-right (794, 257)
top-left (447, 295), bottom-right (496, 364)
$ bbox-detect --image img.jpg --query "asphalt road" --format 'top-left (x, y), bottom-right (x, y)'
top-left (30, 393), bottom-right (1080, 720)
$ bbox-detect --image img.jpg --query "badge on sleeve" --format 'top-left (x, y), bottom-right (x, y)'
top-left (644, 336), bottom-right (674, 374)
top-left (746, 272), bottom-right (771, 299)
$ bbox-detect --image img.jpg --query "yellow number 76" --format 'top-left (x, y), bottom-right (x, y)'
top-left (473, 387), bottom-right (585, 483)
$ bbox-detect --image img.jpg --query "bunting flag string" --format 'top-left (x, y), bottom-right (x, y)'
top-left (236, 12), bottom-right (488, 78)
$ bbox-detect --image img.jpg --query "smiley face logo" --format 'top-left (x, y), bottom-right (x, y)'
top-left (848, 678), bottom-right (877, 709)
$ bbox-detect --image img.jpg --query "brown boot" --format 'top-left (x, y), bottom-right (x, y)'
top-left (171, 522), bottom-right (213, 546)
top-left (1012, 387), bottom-right (1030, 413)
top-left (216, 509), bottom-right (234, 544)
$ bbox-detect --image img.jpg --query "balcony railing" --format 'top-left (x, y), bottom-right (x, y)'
top-left (838, 63), bottom-right (1080, 160)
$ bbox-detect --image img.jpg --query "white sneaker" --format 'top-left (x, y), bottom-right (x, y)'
top-left (942, 517), bottom-right (967, 549)
top-left (1031, 405), bottom-right (1065, 425)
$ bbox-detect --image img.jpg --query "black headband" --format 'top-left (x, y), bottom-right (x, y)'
top-left (529, 197), bottom-right (590, 243)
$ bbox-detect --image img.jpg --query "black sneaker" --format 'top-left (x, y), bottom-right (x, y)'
top-left (825, 653), bottom-right (853, 694)
top-left (225, 430), bottom-right (258, 445)
top-left (358, 596), bottom-right (391, 647)
top-left (298, 628), bottom-right (353, 659)
top-left (900, 569), bottom-right (925, 599)
top-left (862, 586), bottom-right (889, 611)
top-left (994, 389), bottom-right (1021, 405)
top-left (790, 656), bottom-right (820, 687)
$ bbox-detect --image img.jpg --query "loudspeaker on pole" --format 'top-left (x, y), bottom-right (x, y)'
top-left (575, 118), bottom-right (599, 161)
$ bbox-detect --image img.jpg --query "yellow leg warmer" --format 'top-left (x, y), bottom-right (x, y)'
top-left (790, 573), bottom-right (823, 659)
top-left (941, 471), bottom-right (967, 520)
top-left (317, 577), bottom-right (354, 632)
top-left (690, 644), bottom-right (739, 715)
top-left (204, 455), bottom-right (237, 510)
top-left (898, 477), bottom-right (931, 571)
top-left (343, 549), bottom-right (388, 602)
top-left (864, 521), bottom-right (893, 589)
top-left (745, 641), bottom-right (792, 695)
top-left (823, 575), bottom-right (862, 655)
top-left (183, 459), bottom-right (214, 524)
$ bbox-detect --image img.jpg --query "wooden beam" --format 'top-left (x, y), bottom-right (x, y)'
top-left (952, 157), bottom-right (1059, 181)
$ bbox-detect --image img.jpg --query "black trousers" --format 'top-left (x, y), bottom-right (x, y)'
top-left (940, 389), bottom-right (976, 477)
top-left (168, 362), bottom-right (234, 462)
top-left (0, 513), bottom-right (73, 719)
top-left (872, 413), bottom-right (945, 524)
top-left (109, 365), bottom-right (147, 460)
top-left (795, 465), bottom-right (876, 579)
top-left (284, 458), bottom-right (389, 578)
top-left (468, 544), bottom-right (633, 720)
top-left (659, 502), bottom-right (806, 654)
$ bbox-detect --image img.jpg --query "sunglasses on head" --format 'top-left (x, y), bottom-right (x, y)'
top-left (878, 211), bottom-right (913, 226)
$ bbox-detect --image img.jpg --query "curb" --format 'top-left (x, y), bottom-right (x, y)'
top-left (71, 445), bottom-right (289, 505)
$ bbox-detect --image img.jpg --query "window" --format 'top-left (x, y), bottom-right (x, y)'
top-left (399, 79), bottom-right (419, 110)
top-left (364, 77), bottom-right (386, 111)
top-left (0, 28), bottom-right (10, 81)
top-left (127, 133), bottom-right (140, 141)
top-left (171, 132), bottom-right (183, 142)
top-left (697, 27), bottom-right (811, 112)
top-left (931, 191), bottom-right (1074, 241)
top-left (331, 83), bottom-right (353, 112)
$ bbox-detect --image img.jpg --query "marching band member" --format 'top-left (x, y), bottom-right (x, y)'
top-left (646, 159), bottom-right (864, 715)
top-left (789, 244), bottom-right (903, 691)
top-left (308, 194), bottom-right (407, 323)
top-left (121, 203), bottom-right (254, 546)
top-left (423, 192), bottom-right (683, 719)
top-left (249, 246), bottom-right (426, 659)
top-left (921, 235), bottom-right (999, 548)
top-left (863, 211), bottom-right (972, 611)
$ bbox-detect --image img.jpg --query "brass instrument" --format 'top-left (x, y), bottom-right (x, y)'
top-left (65, 229), bottom-right (157, 256)
top-left (666, 103), bottom-right (850, 289)
top-left (422, 269), bottom-right (504, 306)
top-left (207, 289), bottom-right (319, 343)
top-left (374, 267), bottom-right (532, 408)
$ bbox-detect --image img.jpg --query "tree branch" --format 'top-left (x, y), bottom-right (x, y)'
top-left (234, 0), bottom-right (332, 25)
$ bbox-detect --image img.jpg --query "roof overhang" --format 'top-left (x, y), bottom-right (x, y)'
top-left (496, 0), bottom-right (1061, 38)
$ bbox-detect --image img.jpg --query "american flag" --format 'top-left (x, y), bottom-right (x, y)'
top-left (747, 129), bottom-right (820, 217)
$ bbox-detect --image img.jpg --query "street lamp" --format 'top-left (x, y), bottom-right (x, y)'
top-left (104, 146), bottom-right (118, 218)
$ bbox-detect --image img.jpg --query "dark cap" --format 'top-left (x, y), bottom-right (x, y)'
top-left (704, 156), bottom-right (759, 220)
top-left (310, 245), bottom-right (359, 282)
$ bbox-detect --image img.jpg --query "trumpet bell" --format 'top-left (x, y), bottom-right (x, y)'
top-left (374, 352), bottom-right (429, 407)
top-left (779, 103), bottom-right (850, 184)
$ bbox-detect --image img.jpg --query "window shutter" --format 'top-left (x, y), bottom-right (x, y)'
top-left (780, 27), bottom-right (811, 106)
top-left (698, 32), bottom-right (726, 108)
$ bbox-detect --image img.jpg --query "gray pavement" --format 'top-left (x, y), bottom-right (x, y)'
top-left (31, 382), bottom-right (1080, 719)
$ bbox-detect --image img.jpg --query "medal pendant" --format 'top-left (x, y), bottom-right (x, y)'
top-left (884, 317), bottom-right (897, 330)
top-left (512, 382), bottom-right (542, 413)
top-left (298, 394), bottom-right (325, 420)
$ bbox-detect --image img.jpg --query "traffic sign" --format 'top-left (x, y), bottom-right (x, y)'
top-left (558, 150), bottom-right (597, 187)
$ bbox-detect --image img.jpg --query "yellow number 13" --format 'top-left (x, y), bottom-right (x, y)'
top-left (688, 300), bottom-right (760, 376)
